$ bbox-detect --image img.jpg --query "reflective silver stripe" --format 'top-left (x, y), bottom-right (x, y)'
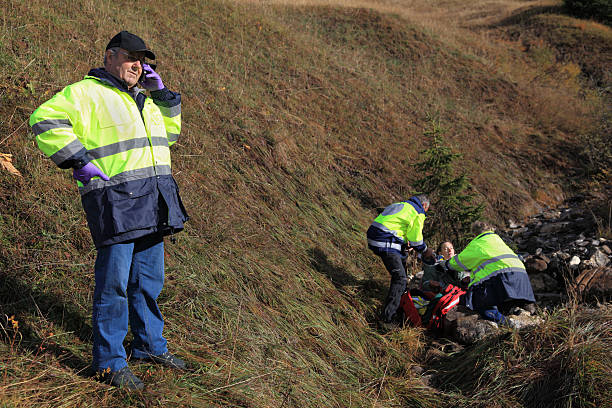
top-left (474, 254), bottom-right (522, 274)
top-left (78, 165), bottom-right (172, 195)
top-left (87, 137), bottom-right (170, 160)
top-left (157, 104), bottom-right (181, 118)
top-left (32, 119), bottom-right (72, 136)
top-left (151, 136), bottom-right (170, 147)
top-left (380, 203), bottom-right (404, 216)
top-left (88, 138), bottom-right (149, 159)
top-left (408, 240), bottom-right (424, 246)
top-left (167, 132), bottom-right (179, 143)
top-left (371, 221), bottom-right (392, 233)
top-left (367, 239), bottom-right (402, 251)
top-left (49, 139), bottom-right (85, 165)
top-left (470, 266), bottom-right (528, 287)
top-left (370, 222), bottom-right (404, 241)
top-left (451, 254), bottom-right (468, 271)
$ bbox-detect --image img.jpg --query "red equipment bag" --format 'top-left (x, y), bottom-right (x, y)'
top-left (399, 290), bottom-right (422, 327)
top-left (426, 284), bottom-right (466, 331)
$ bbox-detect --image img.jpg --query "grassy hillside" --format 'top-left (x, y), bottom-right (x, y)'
top-left (1, 0), bottom-right (610, 406)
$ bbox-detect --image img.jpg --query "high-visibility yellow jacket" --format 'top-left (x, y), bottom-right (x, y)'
top-left (367, 197), bottom-right (427, 253)
top-left (30, 68), bottom-right (188, 247)
top-left (448, 231), bottom-right (526, 288)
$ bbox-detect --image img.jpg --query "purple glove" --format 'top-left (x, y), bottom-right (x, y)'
top-left (72, 162), bottom-right (110, 184)
top-left (140, 63), bottom-right (164, 91)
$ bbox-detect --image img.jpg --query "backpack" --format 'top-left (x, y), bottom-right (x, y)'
top-left (425, 284), bottom-right (466, 332)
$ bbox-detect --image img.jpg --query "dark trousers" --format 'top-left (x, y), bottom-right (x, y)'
top-left (378, 251), bottom-right (407, 322)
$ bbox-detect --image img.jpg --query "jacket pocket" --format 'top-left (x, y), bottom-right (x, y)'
top-left (107, 179), bottom-right (157, 234)
top-left (157, 176), bottom-right (189, 226)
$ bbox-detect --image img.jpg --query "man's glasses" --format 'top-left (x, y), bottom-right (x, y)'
top-left (117, 50), bottom-right (145, 65)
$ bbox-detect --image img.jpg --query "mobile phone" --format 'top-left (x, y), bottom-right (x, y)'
top-left (139, 63), bottom-right (157, 83)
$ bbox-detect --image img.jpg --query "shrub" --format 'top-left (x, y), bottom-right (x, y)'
top-left (413, 118), bottom-right (484, 247)
top-left (564, 0), bottom-right (612, 25)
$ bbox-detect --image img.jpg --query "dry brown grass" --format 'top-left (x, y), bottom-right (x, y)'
top-left (1, 0), bottom-right (610, 406)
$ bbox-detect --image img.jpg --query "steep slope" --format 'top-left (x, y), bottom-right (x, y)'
top-left (0, 0), bottom-right (609, 406)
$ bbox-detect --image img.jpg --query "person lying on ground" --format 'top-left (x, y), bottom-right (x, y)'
top-left (421, 241), bottom-right (469, 293)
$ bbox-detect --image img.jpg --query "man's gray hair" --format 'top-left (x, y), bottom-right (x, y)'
top-left (471, 221), bottom-right (494, 236)
top-left (416, 194), bottom-right (430, 209)
top-left (104, 47), bottom-right (120, 65)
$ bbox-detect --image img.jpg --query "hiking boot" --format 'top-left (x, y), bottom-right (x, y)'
top-left (523, 302), bottom-right (537, 315)
top-left (107, 366), bottom-right (144, 390)
top-left (144, 352), bottom-right (187, 370)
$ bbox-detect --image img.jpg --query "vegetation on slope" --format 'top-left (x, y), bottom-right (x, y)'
top-left (0, 0), bottom-right (610, 406)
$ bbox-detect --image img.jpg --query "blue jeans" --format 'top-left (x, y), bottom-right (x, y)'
top-left (92, 234), bottom-right (168, 372)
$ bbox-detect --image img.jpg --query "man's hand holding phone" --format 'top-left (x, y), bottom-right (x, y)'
top-left (140, 63), bottom-right (164, 91)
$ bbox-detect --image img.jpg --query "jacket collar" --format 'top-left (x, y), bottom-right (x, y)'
top-left (87, 68), bottom-right (145, 99)
top-left (405, 196), bottom-right (426, 215)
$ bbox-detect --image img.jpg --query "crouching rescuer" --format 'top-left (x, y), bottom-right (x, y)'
top-left (29, 31), bottom-right (189, 390)
top-left (367, 195), bottom-right (434, 328)
top-left (444, 221), bottom-right (536, 324)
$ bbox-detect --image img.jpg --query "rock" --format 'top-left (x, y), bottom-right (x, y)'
top-left (535, 247), bottom-right (543, 256)
top-left (589, 249), bottom-right (610, 267)
top-left (547, 258), bottom-right (563, 279)
top-left (592, 240), bottom-right (600, 246)
top-left (569, 256), bottom-right (581, 267)
top-left (523, 236), bottom-right (548, 253)
top-left (509, 220), bottom-right (521, 229)
top-left (540, 222), bottom-right (568, 234)
top-left (410, 366), bottom-right (424, 376)
top-left (526, 257), bottom-right (548, 273)
top-left (511, 227), bottom-right (529, 237)
top-left (420, 374), bottom-right (434, 387)
top-left (542, 210), bottom-right (561, 220)
top-left (601, 245), bottom-right (611, 255)
top-left (529, 273), bottom-right (558, 292)
top-left (445, 306), bottom-right (500, 344)
top-left (573, 267), bottom-right (612, 302)
top-left (507, 310), bottom-right (543, 330)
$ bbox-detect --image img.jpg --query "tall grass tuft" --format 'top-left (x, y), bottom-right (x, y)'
top-left (0, 0), bottom-right (610, 406)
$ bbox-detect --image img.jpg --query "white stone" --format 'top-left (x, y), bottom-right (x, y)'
top-left (569, 256), bottom-right (581, 267)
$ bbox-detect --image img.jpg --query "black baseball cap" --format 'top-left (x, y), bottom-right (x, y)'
top-left (106, 31), bottom-right (155, 60)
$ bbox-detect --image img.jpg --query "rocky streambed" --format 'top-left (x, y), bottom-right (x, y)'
top-left (413, 203), bottom-right (611, 345)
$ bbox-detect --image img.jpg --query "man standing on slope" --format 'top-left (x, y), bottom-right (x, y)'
top-left (30, 31), bottom-right (189, 390)
top-left (367, 195), bottom-right (434, 329)
top-left (444, 221), bottom-right (536, 323)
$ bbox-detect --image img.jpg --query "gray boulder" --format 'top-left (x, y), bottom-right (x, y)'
top-left (529, 273), bottom-right (558, 292)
